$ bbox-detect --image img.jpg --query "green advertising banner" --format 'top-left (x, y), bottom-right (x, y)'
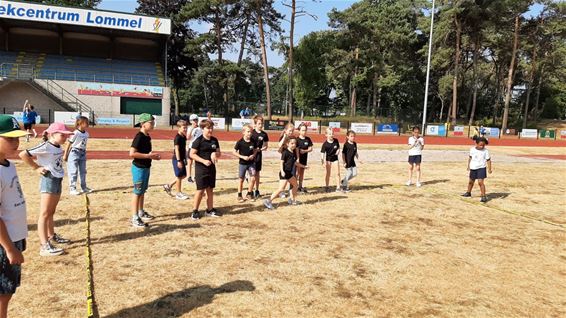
top-left (538, 129), bottom-right (556, 139)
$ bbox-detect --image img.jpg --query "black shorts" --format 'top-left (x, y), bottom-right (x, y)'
top-left (469, 167), bottom-right (487, 180)
top-left (172, 158), bottom-right (187, 178)
top-left (299, 154), bottom-right (308, 166)
top-left (23, 123), bottom-right (33, 130)
top-left (254, 154), bottom-right (263, 172)
top-left (0, 239), bottom-right (26, 294)
top-left (279, 171), bottom-right (294, 180)
top-left (408, 155), bottom-right (422, 164)
top-left (195, 166), bottom-right (216, 190)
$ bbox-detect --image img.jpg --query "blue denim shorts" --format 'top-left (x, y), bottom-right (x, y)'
top-left (40, 172), bottom-right (63, 194)
top-left (238, 163), bottom-right (256, 179)
top-left (0, 239), bottom-right (26, 294)
top-left (132, 164), bottom-right (150, 195)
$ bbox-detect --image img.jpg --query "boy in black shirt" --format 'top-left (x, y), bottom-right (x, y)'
top-left (251, 115), bottom-right (269, 199)
top-left (296, 123), bottom-right (313, 193)
top-left (163, 120), bottom-right (190, 200)
top-left (341, 130), bottom-right (361, 192)
top-left (189, 120), bottom-right (222, 219)
top-left (263, 138), bottom-right (307, 209)
top-left (129, 113), bottom-right (161, 228)
top-left (233, 125), bottom-right (258, 202)
top-left (320, 128), bottom-right (341, 192)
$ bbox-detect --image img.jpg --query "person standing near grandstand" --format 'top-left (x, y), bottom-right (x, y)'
top-left (462, 137), bottom-right (492, 203)
top-left (22, 100), bottom-right (38, 142)
top-left (19, 123), bottom-right (73, 256)
top-left (341, 130), bottom-right (360, 192)
top-left (190, 119), bottom-right (222, 219)
top-left (163, 120), bottom-right (190, 200)
top-left (64, 116), bottom-right (92, 195)
top-left (251, 115), bottom-right (269, 199)
top-left (407, 126), bottom-right (424, 187)
top-left (321, 128), bottom-right (341, 192)
top-left (186, 114), bottom-right (202, 183)
top-left (0, 115), bottom-right (29, 315)
top-left (233, 124), bottom-right (258, 202)
top-left (263, 137), bottom-right (306, 209)
top-left (129, 114), bottom-right (161, 228)
top-left (296, 123), bottom-right (313, 193)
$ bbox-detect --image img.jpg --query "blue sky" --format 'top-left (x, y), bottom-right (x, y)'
top-left (98, 0), bottom-right (545, 67)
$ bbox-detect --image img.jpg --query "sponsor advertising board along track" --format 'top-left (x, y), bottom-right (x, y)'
top-left (0, 0), bottom-right (171, 34)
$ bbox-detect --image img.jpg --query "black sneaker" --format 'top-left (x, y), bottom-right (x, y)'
top-left (246, 192), bottom-right (254, 201)
top-left (300, 187), bottom-right (308, 193)
top-left (480, 196), bottom-right (488, 203)
top-left (138, 211), bottom-right (155, 221)
top-left (461, 192), bottom-right (472, 197)
top-left (131, 216), bottom-right (148, 228)
top-left (325, 186), bottom-right (331, 193)
top-left (191, 211), bottom-right (201, 220)
top-left (187, 177), bottom-right (194, 183)
top-left (205, 208), bottom-right (222, 218)
top-left (50, 233), bottom-right (71, 244)
top-left (254, 190), bottom-right (261, 199)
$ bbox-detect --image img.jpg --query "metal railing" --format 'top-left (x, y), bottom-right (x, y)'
top-left (33, 79), bottom-right (93, 113)
top-left (1, 63), bottom-right (34, 80)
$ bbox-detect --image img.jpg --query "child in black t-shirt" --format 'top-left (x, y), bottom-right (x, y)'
top-left (163, 120), bottom-right (189, 200)
top-left (251, 115), bottom-right (269, 199)
top-left (233, 125), bottom-right (258, 202)
top-left (341, 130), bottom-right (361, 192)
top-left (189, 120), bottom-right (222, 219)
top-left (263, 137), bottom-right (307, 209)
top-left (296, 123), bottom-right (313, 193)
top-left (320, 128), bottom-right (341, 192)
top-left (129, 113), bottom-right (161, 228)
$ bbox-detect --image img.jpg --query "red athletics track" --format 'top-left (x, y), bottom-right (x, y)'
top-left (86, 127), bottom-right (566, 147)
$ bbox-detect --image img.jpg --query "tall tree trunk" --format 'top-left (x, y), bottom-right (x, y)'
top-left (533, 69), bottom-right (543, 120)
top-left (438, 95), bottom-right (445, 122)
top-left (214, 10), bottom-right (228, 115)
top-left (372, 72), bottom-right (378, 117)
top-left (450, 15), bottom-right (461, 125)
top-left (287, 0), bottom-right (296, 121)
top-left (366, 90), bottom-right (371, 115)
top-left (257, 12), bottom-right (272, 119)
top-left (522, 45), bottom-right (537, 128)
top-left (237, 13), bottom-right (250, 66)
top-left (350, 47), bottom-right (359, 117)
top-left (502, 15), bottom-right (520, 132)
top-left (468, 36), bottom-right (480, 126)
top-left (172, 87), bottom-right (180, 117)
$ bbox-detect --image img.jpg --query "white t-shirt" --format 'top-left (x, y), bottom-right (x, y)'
top-left (0, 161), bottom-right (28, 242)
top-left (188, 126), bottom-right (203, 148)
top-left (69, 129), bottom-right (89, 150)
top-left (408, 136), bottom-right (425, 156)
top-left (27, 141), bottom-right (65, 178)
top-left (469, 147), bottom-right (491, 170)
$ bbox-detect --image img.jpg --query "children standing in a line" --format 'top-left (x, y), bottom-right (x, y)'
top-left (251, 115), bottom-right (269, 199)
top-left (64, 116), bottom-right (91, 195)
top-left (0, 115), bottom-right (29, 316)
top-left (129, 114), bottom-right (161, 228)
top-left (186, 114), bottom-right (202, 183)
top-left (296, 123), bottom-right (313, 193)
top-left (407, 126), bottom-right (424, 187)
top-left (190, 120), bottom-right (222, 219)
top-left (263, 137), bottom-right (306, 209)
top-left (163, 120), bottom-right (190, 200)
top-left (463, 137), bottom-right (492, 203)
top-left (320, 128), bottom-right (341, 192)
top-left (341, 130), bottom-right (360, 192)
top-left (233, 125), bottom-right (258, 202)
top-left (20, 123), bottom-right (73, 256)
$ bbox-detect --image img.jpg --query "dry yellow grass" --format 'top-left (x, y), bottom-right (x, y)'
top-left (7, 144), bottom-right (566, 317)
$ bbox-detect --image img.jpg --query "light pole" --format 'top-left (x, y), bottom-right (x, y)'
top-left (422, 0), bottom-right (436, 133)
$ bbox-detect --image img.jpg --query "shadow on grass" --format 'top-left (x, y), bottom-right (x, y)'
top-left (93, 184), bottom-right (163, 193)
top-left (27, 216), bottom-right (104, 232)
top-left (488, 192), bottom-right (511, 200)
top-left (221, 194), bottom-right (349, 215)
top-left (91, 223), bottom-right (201, 246)
top-left (103, 280), bottom-right (255, 318)
top-left (420, 179), bottom-right (450, 186)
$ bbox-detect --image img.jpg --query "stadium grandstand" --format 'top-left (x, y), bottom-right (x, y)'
top-left (0, 0), bottom-right (171, 126)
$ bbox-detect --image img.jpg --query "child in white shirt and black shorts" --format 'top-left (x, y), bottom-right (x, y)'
top-left (462, 137), bottom-right (492, 203)
top-left (407, 126), bottom-right (424, 187)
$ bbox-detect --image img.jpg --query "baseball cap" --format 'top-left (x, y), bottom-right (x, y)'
top-left (137, 113), bottom-right (155, 124)
top-left (45, 122), bottom-right (73, 135)
top-left (189, 114), bottom-right (198, 121)
top-left (0, 115), bottom-right (29, 137)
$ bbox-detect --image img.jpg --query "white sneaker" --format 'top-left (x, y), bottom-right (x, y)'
top-left (279, 192), bottom-right (286, 199)
top-left (175, 192), bottom-right (189, 200)
top-left (163, 184), bottom-right (172, 195)
top-left (82, 187), bottom-right (93, 193)
top-left (287, 198), bottom-right (301, 205)
top-left (69, 188), bottom-right (81, 195)
top-left (416, 182), bottom-right (422, 188)
top-left (263, 198), bottom-right (274, 210)
top-left (406, 180), bottom-right (412, 186)
top-left (39, 242), bottom-right (63, 256)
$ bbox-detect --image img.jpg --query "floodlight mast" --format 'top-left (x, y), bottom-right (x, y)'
top-left (422, 0), bottom-right (436, 133)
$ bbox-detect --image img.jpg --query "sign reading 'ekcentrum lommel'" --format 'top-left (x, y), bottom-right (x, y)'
top-left (0, 0), bottom-right (171, 35)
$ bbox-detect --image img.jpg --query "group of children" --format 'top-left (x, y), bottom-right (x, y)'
top-left (0, 113), bottom-right (494, 315)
